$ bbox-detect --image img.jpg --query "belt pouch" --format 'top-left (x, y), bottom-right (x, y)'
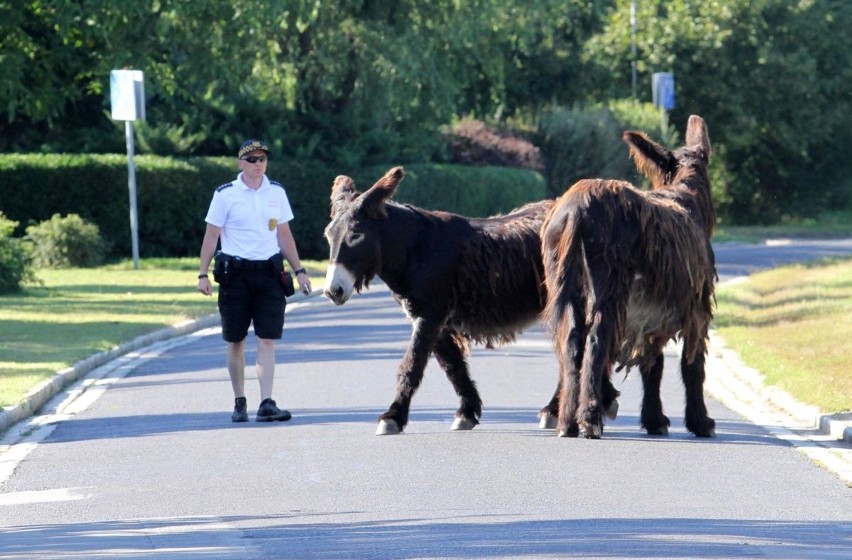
top-left (212, 252), bottom-right (231, 285)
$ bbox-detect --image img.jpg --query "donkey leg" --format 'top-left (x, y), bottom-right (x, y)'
top-left (555, 303), bottom-right (585, 438)
top-left (434, 329), bottom-right (482, 431)
top-left (539, 374), bottom-right (560, 430)
top-left (639, 353), bottom-right (670, 436)
top-left (546, 351), bottom-right (614, 428)
top-left (681, 344), bottom-right (716, 437)
top-left (577, 307), bottom-right (620, 439)
top-left (377, 317), bottom-right (441, 435)
top-left (556, 347), bottom-right (581, 438)
top-left (602, 375), bottom-right (621, 420)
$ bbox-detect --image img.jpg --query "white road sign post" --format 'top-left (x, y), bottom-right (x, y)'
top-left (109, 69), bottom-right (145, 269)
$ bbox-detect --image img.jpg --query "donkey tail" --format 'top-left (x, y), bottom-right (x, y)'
top-left (542, 200), bottom-right (586, 333)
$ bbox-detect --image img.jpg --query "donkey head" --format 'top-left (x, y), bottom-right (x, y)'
top-left (623, 115), bottom-right (714, 234)
top-left (323, 166), bottom-right (405, 305)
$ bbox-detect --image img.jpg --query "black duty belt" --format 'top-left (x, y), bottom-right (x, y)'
top-left (231, 257), bottom-right (274, 270)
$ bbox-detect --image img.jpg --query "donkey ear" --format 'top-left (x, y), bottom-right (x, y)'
top-left (685, 115), bottom-right (712, 161)
top-left (623, 130), bottom-right (673, 188)
top-left (330, 175), bottom-right (358, 218)
top-left (358, 166), bottom-right (405, 219)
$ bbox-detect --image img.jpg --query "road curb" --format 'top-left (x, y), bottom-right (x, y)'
top-left (708, 331), bottom-right (852, 444)
top-left (0, 313), bottom-right (221, 435)
top-left (0, 291), bottom-right (319, 436)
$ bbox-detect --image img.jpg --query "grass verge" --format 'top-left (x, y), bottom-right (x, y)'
top-left (0, 258), bottom-right (326, 410)
top-left (714, 257), bottom-right (852, 413)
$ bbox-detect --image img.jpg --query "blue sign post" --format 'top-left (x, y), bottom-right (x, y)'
top-left (652, 72), bottom-right (674, 140)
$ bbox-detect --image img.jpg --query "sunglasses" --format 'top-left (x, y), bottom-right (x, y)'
top-left (241, 155), bottom-right (267, 164)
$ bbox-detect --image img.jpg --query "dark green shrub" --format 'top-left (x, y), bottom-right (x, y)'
top-left (535, 101), bottom-right (672, 197)
top-left (354, 163), bottom-right (548, 217)
top-left (0, 212), bottom-right (35, 293)
top-left (0, 155), bottom-right (546, 261)
top-left (25, 213), bottom-right (108, 268)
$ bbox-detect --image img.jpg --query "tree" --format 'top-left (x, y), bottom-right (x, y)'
top-left (585, 0), bottom-right (852, 222)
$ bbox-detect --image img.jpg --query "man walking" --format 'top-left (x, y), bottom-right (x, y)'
top-left (197, 139), bottom-right (311, 422)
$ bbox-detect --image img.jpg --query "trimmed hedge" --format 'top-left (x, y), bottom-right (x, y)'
top-left (351, 164), bottom-right (547, 218)
top-left (0, 155), bottom-right (546, 261)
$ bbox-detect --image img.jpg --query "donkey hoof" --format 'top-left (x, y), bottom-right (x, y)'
top-left (450, 417), bottom-right (477, 431)
top-left (557, 424), bottom-right (580, 438)
top-left (582, 423), bottom-right (603, 439)
top-left (646, 425), bottom-right (669, 436)
top-left (604, 399), bottom-right (619, 420)
top-left (375, 419), bottom-right (401, 435)
top-left (539, 412), bottom-right (557, 430)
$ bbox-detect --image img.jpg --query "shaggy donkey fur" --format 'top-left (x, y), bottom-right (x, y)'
top-left (541, 115), bottom-right (716, 439)
top-left (324, 167), bottom-right (619, 435)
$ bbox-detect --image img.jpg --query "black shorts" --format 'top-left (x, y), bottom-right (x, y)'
top-left (218, 270), bottom-right (286, 342)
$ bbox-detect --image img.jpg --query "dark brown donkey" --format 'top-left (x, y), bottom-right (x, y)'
top-left (323, 167), bottom-right (618, 435)
top-left (541, 115), bottom-right (717, 439)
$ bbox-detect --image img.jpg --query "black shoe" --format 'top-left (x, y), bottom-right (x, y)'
top-left (256, 398), bottom-right (292, 422)
top-left (231, 396), bottom-right (248, 423)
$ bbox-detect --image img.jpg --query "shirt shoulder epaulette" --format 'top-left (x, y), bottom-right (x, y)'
top-left (215, 182), bottom-right (234, 193)
top-left (269, 180), bottom-right (285, 190)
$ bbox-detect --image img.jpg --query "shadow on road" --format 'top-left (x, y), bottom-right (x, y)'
top-left (0, 514), bottom-right (849, 559)
top-left (39, 405), bottom-right (797, 450)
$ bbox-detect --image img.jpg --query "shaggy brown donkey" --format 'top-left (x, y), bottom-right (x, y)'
top-left (323, 167), bottom-right (619, 435)
top-left (541, 115), bottom-right (716, 439)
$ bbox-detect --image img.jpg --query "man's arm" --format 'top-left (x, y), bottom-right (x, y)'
top-left (277, 222), bottom-right (311, 294)
top-left (197, 223), bottom-right (221, 296)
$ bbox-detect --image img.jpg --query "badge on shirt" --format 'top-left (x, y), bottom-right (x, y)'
top-left (268, 218), bottom-right (278, 231)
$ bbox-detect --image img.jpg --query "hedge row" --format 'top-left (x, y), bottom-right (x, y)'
top-left (0, 155), bottom-right (546, 261)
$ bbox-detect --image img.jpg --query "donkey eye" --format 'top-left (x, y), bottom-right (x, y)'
top-left (348, 232), bottom-right (365, 243)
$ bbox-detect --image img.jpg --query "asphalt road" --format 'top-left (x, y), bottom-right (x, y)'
top-left (0, 239), bottom-right (850, 559)
top-left (714, 237), bottom-right (852, 281)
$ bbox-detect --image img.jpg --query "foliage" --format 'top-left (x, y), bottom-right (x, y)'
top-left (1, 1), bottom-right (851, 224)
top-left (0, 212), bottom-right (35, 293)
top-left (585, 0), bottom-right (852, 223)
top-left (355, 164), bottom-right (548, 218)
top-left (0, 154), bottom-right (544, 261)
top-left (25, 213), bottom-right (108, 268)
top-left (444, 119), bottom-right (544, 172)
top-left (534, 101), bottom-right (669, 197)
top-left (0, 1), bottom-right (610, 162)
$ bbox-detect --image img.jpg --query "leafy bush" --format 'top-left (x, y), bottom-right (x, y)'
top-left (25, 213), bottom-right (108, 268)
top-left (0, 155), bottom-right (544, 261)
top-left (535, 102), bottom-right (675, 197)
top-left (0, 212), bottom-right (35, 293)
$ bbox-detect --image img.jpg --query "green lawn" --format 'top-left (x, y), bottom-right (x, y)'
top-left (714, 257), bottom-right (852, 413)
top-left (0, 258), bottom-right (326, 410)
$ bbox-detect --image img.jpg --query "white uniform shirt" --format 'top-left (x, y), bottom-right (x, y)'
top-left (205, 172), bottom-right (295, 260)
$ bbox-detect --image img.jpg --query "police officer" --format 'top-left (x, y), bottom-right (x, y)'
top-left (197, 139), bottom-right (311, 422)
